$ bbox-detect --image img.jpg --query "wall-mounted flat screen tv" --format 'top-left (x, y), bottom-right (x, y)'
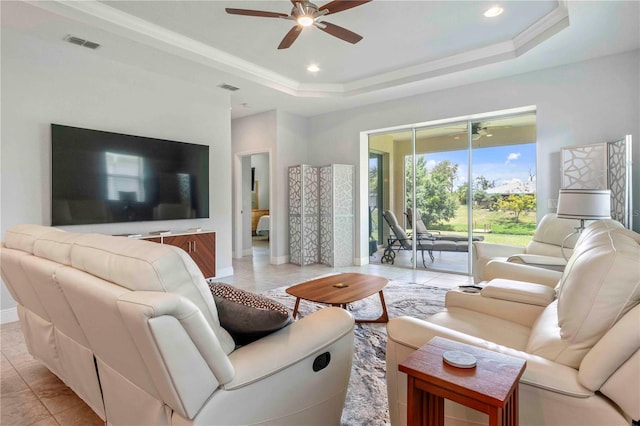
top-left (51, 124), bottom-right (209, 226)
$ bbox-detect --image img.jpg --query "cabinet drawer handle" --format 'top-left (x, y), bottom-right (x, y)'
top-left (192, 241), bottom-right (197, 252)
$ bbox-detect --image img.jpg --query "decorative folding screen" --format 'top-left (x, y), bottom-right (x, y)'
top-left (319, 164), bottom-right (354, 267)
top-left (289, 164), bottom-right (354, 266)
top-left (288, 165), bottom-right (319, 266)
top-left (561, 135), bottom-right (633, 229)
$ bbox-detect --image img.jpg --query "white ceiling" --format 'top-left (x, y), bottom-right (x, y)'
top-left (3, 1), bottom-right (639, 118)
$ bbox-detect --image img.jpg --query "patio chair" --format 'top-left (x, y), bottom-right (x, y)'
top-left (406, 207), bottom-right (484, 250)
top-left (405, 207), bottom-right (438, 238)
top-left (382, 210), bottom-right (467, 266)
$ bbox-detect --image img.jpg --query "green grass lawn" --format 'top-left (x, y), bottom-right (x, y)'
top-left (430, 205), bottom-right (537, 247)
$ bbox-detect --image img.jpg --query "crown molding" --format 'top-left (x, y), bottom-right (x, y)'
top-left (513, 0), bottom-right (570, 56)
top-left (28, 0), bottom-right (569, 98)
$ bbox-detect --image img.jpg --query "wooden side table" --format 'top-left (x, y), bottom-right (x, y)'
top-left (399, 336), bottom-right (526, 426)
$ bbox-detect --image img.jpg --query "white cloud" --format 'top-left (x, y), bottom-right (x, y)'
top-left (426, 159), bottom-right (437, 170)
top-left (506, 152), bottom-right (521, 163)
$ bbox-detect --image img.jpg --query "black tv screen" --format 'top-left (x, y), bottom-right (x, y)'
top-left (51, 124), bottom-right (209, 226)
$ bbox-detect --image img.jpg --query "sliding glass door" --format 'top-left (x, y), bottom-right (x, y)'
top-left (412, 122), bottom-right (470, 273)
top-left (471, 117), bottom-right (538, 250)
top-left (368, 112), bottom-right (537, 275)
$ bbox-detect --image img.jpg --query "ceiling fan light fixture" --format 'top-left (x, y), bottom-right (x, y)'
top-left (226, 0), bottom-right (369, 49)
top-left (484, 6), bottom-right (504, 18)
top-left (297, 15), bottom-right (314, 26)
top-left (307, 64), bottom-right (320, 72)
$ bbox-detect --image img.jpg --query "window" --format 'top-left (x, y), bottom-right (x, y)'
top-left (105, 152), bottom-right (145, 202)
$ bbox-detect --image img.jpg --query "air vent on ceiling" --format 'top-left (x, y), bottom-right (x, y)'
top-left (64, 35), bottom-right (101, 50)
top-left (217, 83), bottom-right (240, 92)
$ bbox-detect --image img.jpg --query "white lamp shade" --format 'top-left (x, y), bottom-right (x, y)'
top-left (557, 189), bottom-right (611, 220)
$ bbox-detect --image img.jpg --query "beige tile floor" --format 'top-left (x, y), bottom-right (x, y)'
top-left (0, 240), bottom-right (472, 425)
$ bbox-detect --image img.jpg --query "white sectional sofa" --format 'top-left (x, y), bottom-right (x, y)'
top-left (1, 224), bottom-right (355, 426)
top-left (387, 221), bottom-right (640, 426)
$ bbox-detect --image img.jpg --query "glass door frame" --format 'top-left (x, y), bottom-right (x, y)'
top-left (410, 121), bottom-right (473, 273)
top-left (368, 151), bottom-right (385, 245)
top-left (363, 105), bottom-right (537, 274)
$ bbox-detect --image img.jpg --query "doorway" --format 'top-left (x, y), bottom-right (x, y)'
top-left (250, 153), bottom-right (271, 261)
top-left (234, 151), bottom-right (271, 260)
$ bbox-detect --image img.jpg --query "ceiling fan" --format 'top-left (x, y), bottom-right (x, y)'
top-left (225, 0), bottom-right (371, 49)
top-left (448, 122), bottom-right (512, 140)
top-left (472, 122), bottom-right (488, 140)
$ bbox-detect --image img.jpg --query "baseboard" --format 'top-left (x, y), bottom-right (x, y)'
top-left (242, 248), bottom-right (253, 256)
top-left (271, 254), bottom-right (289, 265)
top-left (1, 307), bottom-right (18, 324)
top-left (214, 266), bottom-right (234, 279)
top-left (354, 256), bottom-right (371, 266)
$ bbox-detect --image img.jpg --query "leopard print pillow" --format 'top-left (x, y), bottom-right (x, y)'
top-left (209, 282), bottom-right (292, 345)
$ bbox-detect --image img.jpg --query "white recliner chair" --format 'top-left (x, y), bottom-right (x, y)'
top-left (478, 219), bottom-right (624, 287)
top-left (472, 213), bottom-right (584, 283)
top-left (387, 221), bottom-right (640, 426)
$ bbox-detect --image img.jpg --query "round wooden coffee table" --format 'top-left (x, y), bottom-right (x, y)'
top-left (286, 273), bottom-right (389, 323)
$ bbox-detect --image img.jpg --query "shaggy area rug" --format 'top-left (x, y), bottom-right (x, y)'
top-left (262, 280), bottom-right (447, 426)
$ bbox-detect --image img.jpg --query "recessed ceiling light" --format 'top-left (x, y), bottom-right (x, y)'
top-left (307, 64), bottom-right (320, 73)
top-left (484, 6), bottom-right (504, 18)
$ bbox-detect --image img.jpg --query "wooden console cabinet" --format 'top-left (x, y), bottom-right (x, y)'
top-left (143, 231), bottom-right (216, 278)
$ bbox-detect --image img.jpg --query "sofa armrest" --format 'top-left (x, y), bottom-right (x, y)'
top-left (473, 242), bottom-right (528, 283)
top-left (473, 241), bottom-right (525, 259)
top-left (224, 307), bottom-right (354, 389)
top-left (484, 259), bottom-right (563, 287)
top-left (445, 288), bottom-right (547, 327)
top-left (480, 279), bottom-right (556, 306)
top-left (507, 254), bottom-right (567, 271)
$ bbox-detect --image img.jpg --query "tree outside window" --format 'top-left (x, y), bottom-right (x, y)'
top-left (405, 155), bottom-right (457, 228)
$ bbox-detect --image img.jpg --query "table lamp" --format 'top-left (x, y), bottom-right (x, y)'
top-left (557, 188), bottom-right (611, 258)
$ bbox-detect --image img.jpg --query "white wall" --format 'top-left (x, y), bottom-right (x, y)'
top-left (251, 153), bottom-right (270, 210)
top-left (309, 50), bottom-right (640, 263)
top-left (231, 110), bottom-right (309, 263)
top-left (274, 111), bottom-right (310, 263)
top-left (231, 111), bottom-right (276, 258)
top-left (241, 156), bottom-right (253, 255)
top-left (1, 28), bottom-right (234, 313)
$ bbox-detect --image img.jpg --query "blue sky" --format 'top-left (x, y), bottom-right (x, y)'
top-left (423, 143), bottom-right (536, 189)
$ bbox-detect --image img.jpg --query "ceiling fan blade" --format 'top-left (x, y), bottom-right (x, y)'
top-left (317, 21), bottom-right (363, 44)
top-left (278, 25), bottom-right (303, 49)
top-left (319, 0), bottom-right (371, 15)
top-left (225, 8), bottom-right (288, 18)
